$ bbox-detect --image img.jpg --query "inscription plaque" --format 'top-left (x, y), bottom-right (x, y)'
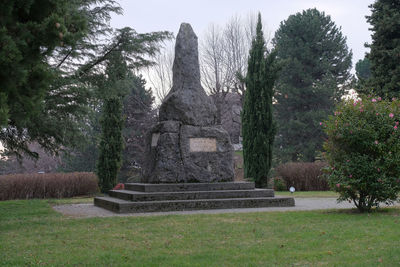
top-left (189, 138), bottom-right (217, 152)
top-left (151, 133), bottom-right (160, 147)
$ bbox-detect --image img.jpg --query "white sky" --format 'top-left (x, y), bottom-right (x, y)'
top-left (111, 0), bottom-right (375, 72)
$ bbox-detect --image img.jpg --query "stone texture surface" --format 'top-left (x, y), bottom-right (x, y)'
top-left (126, 182), bottom-right (255, 192)
top-left (143, 122), bottom-right (234, 183)
top-left (159, 23), bottom-right (217, 126)
top-left (143, 23), bottom-right (234, 183)
top-left (94, 196), bottom-right (295, 213)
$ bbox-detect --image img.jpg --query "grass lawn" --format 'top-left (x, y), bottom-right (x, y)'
top-left (1, 199), bottom-right (400, 266)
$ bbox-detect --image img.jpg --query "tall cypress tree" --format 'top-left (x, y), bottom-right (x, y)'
top-left (96, 51), bottom-right (127, 192)
top-left (242, 14), bottom-right (278, 188)
top-left (97, 97), bottom-right (124, 192)
top-left (366, 0), bottom-right (400, 99)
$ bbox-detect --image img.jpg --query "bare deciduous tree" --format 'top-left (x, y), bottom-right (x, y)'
top-left (145, 13), bottom-right (270, 117)
top-left (200, 13), bottom-right (267, 123)
top-left (145, 41), bottom-right (174, 104)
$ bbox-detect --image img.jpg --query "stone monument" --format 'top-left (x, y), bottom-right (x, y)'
top-left (94, 23), bottom-right (295, 213)
top-left (143, 23), bottom-right (234, 183)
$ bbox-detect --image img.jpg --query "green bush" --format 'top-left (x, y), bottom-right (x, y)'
top-left (275, 162), bottom-right (329, 191)
top-left (273, 177), bottom-right (287, 191)
top-left (323, 96), bottom-right (400, 212)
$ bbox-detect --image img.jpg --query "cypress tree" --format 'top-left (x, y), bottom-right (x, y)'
top-left (96, 51), bottom-right (127, 192)
top-left (366, 0), bottom-right (400, 99)
top-left (97, 97), bottom-right (124, 192)
top-left (242, 14), bottom-right (278, 188)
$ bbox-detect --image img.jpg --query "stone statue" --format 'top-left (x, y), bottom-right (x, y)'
top-left (143, 23), bottom-right (234, 183)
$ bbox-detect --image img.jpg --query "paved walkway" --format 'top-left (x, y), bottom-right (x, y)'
top-left (52, 198), bottom-right (400, 218)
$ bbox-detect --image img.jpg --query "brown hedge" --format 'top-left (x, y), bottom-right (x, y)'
top-left (275, 162), bottom-right (329, 191)
top-left (0, 172), bottom-right (99, 200)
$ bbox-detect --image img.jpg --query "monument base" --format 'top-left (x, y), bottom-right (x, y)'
top-left (94, 182), bottom-right (295, 213)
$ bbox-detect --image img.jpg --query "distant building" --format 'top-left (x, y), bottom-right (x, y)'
top-left (217, 93), bottom-right (242, 145)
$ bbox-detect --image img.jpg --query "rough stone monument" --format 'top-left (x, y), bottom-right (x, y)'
top-left (94, 23), bottom-right (295, 213)
top-left (143, 23), bottom-right (234, 183)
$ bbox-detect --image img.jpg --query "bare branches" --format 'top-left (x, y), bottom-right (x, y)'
top-left (145, 40), bottom-right (174, 104)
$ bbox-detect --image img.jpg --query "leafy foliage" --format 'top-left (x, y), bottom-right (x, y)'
top-left (242, 14), bottom-right (278, 187)
top-left (323, 96), bottom-right (400, 212)
top-left (273, 8), bottom-right (352, 163)
top-left (366, 0), bottom-right (400, 99)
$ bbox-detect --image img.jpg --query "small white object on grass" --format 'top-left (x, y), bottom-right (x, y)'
top-left (289, 186), bottom-right (295, 194)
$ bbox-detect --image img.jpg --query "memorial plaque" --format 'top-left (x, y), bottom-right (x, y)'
top-left (189, 138), bottom-right (217, 152)
top-left (151, 133), bottom-right (160, 147)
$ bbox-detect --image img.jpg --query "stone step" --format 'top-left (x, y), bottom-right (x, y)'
top-left (109, 188), bottom-right (274, 201)
top-left (94, 196), bottom-right (295, 213)
top-left (124, 182), bottom-right (255, 192)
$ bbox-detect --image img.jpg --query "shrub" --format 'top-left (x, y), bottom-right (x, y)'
top-left (323, 96), bottom-right (400, 212)
top-left (0, 172), bottom-right (99, 201)
top-left (273, 177), bottom-right (287, 191)
top-left (275, 162), bottom-right (329, 191)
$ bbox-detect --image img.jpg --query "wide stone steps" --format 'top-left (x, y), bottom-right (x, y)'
top-left (124, 182), bottom-right (255, 192)
top-left (109, 188), bottom-right (274, 201)
top-left (94, 196), bottom-right (295, 213)
top-left (94, 182), bottom-right (295, 213)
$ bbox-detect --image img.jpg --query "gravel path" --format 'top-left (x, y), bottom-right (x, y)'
top-left (51, 198), bottom-right (397, 218)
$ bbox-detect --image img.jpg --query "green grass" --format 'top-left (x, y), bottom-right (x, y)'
top-left (1, 200), bottom-right (400, 266)
top-left (234, 150), bottom-right (243, 156)
top-left (276, 191), bottom-right (339, 198)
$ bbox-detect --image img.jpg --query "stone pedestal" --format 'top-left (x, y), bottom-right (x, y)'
top-left (143, 121), bottom-right (234, 183)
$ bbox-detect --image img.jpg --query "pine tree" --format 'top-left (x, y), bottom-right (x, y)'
top-left (273, 8), bottom-right (352, 163)
top-left (242, 14), bottom-right (278, 188)
top-left (355, 57), bottom-right (372, 81)
top-left (354, 57), bottom-right (372, 94)
top-left (366, 0), bottom-right (400, 99)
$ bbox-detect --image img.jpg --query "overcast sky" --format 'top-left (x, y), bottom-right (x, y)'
top-left (111, 0), bottom-right (375, 72)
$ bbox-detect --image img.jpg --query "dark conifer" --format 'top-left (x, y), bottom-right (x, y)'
top-left (242, 14), bottom-right (278, 187)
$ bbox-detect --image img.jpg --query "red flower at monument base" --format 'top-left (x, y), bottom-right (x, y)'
top-left (113, 183), bottom-right (125, 190)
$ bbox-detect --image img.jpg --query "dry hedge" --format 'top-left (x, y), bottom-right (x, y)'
top-left (0, 172), bottom-right (99, 200)
top-left (275, 162), bottom-right (329, 191)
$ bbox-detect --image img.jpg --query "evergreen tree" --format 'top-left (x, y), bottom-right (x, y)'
top-left (97, 97), bottom-right (124, 192)
top-left (354, 57), bottom-right (372, 94)
top-left (0, 0), bottom-right (171, 159)
top-left (119, 74), bottom-right (155, 182)
top-left (242, 14), bottom-right (278, 188)
top-left (96, 51), bottom-right (127, 192)
top-left (0, 0), bottom-right (93, 158)
top-left (355, 57), bottom-right (372, 81)
top-left (366, 0), bottom-right (400, 99)
top-left (273, 8), bottom-right (352, 163)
